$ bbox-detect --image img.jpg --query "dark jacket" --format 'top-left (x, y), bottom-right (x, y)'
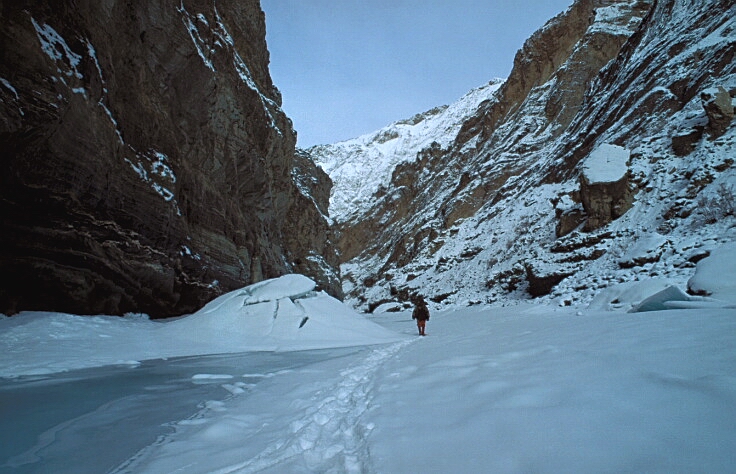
top-left (412, 302), bottom-right (430, 321)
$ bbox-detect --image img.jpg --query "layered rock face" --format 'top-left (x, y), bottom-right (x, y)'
top-left (0, 0), bottom-right (339, 317)
top-left (313, 0), bottom-right (736, 310)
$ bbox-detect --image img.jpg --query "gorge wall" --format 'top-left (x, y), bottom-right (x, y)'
top-left (0, 0), bottom-right (340, 317)
top-left (312, 0), bottom-right (736, 311)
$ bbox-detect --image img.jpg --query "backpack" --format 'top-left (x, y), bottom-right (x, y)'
top-left (413, 303), bottom-right (429, 320)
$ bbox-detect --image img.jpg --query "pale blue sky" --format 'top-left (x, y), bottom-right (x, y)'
top-left (261, 1), bottom-right (573, 147)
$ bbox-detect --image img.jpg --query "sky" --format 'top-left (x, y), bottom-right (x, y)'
top-left (261, 0), bottom-right (574, 147)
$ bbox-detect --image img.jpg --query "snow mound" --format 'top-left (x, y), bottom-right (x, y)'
top-left (589, 242), bottom-right (736, 313)
top-left (197, 274), bottom-right (316, 314)
top-left (688, 242), bottom-right (736, 305)
top-left (581, 143), bottom-right (630, 184)
top-left (0, 275), bottom-right (404, 377)
top-left (167, 275), bottom-right (404, 351)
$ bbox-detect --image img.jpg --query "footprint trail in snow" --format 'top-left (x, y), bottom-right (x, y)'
top-left (215, 339), bottom-right (414, 474)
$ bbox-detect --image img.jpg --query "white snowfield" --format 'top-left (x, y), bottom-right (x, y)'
top-left (1, 251), bottom-right (735, 472)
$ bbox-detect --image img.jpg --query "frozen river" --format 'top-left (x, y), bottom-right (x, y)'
top-left (1, 290), bottom-right (735, 472)
top-left (0, 348), bottom-right (361, 474)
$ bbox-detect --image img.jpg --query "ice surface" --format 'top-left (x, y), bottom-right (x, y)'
top-left (366, 306), bottom-right (736, 473)
top-left (112, 303), bottom-right (736, 473)
top-left (2, 283), bottom-right (736, 473)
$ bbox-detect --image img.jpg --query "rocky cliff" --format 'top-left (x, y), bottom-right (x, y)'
top-left (0, 0), bottom-right (340, 317)
top-left (311, 0), bottom-right (736, 311)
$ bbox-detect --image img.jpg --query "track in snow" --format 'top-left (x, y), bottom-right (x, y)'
top-left (214, 339), bottom-right (414, 473)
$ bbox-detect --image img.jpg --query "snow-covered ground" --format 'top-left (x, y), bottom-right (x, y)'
top-left (1, 255), bottom-right (735, 473)
top-left (0, 275), bottom-right (401, 378)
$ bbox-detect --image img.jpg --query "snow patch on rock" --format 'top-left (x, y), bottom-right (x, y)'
top-left (581, 144), bottom-right (630, 185)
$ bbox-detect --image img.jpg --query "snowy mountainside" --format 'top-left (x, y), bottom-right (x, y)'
top-left (311, 0), bottom-right (736, 312)
top-left (309, 80), bottom-right (503, 222)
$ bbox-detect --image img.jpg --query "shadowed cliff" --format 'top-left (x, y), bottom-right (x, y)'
top-left (0, 0), bottom-right (341, 317)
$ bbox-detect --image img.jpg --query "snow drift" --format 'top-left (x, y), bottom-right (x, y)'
top-left (589, 244), bottom-right (736, 312)
top-left (0, 275), bottom-right (404, 378)
top-left (688, 242), bottom-right (736, 305)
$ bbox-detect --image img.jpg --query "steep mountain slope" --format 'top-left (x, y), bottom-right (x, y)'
top-left (0, 0), bottom-right (340, 317)
top-left (312, 0), bottom-right (736, 311)
top-left (310, 80), bottom-right (504, 224)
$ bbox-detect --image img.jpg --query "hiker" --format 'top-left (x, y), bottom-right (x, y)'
top-left (412, 297), bottom-right (430, 336)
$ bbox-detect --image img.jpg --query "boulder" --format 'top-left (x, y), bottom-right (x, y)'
top-left (671, 127), bottom-right (704, 156)
top-left (579, 144), bottom-right (634, 231)
top-left (556, 208), bottom-right (586, 238)
top-left (525, 263), bottom-right (574, 297)
top-left (701, 86), bottom-right (734, 138)
top-left (554, 193), bottom-right (585, 238)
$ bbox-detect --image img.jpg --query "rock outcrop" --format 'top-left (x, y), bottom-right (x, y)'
top-left (701, 86), bottom-right (734, 138)
top-left (671, 85), bottom-right (734, 155)
top-left (285, 150), bottom-right (342, 298)
top-left (579, 144), bottom-right (633, 231)
top-left (0, 0), bottom-right (339, 317)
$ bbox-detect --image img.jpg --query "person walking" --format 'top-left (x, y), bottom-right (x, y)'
top-left (412, 297), bottom-right (430, 336)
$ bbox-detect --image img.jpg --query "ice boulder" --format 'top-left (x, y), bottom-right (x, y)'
top-left (630, 285), bottom-right (691, 313)
top-left (687, 242), bottom-right (736, 305)
top-left (196, 274), bottom-right (317, 315)
top-left (589, 278), bottom-right (679, 311)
